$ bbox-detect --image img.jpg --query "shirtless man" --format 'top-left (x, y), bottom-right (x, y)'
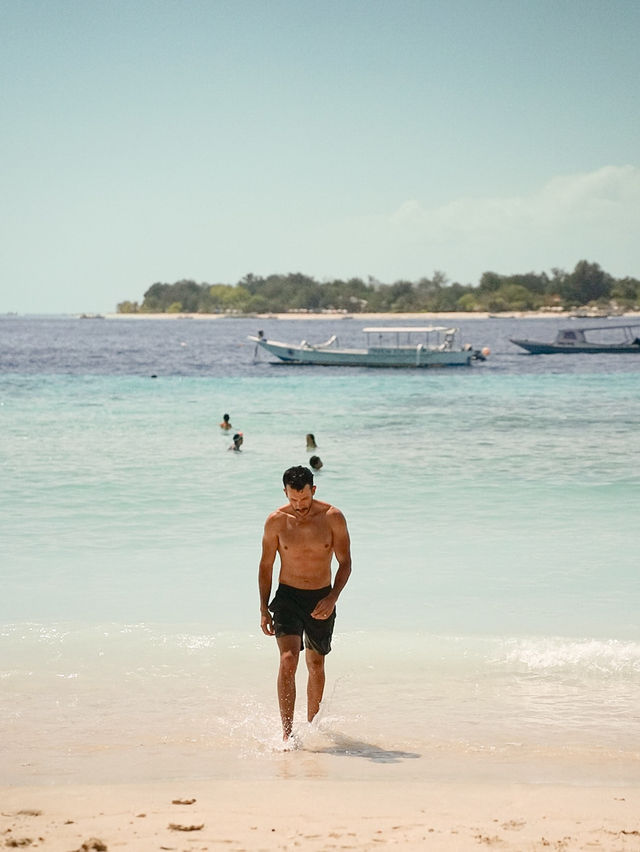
top-left (259, 466), bottom-right (352, 741)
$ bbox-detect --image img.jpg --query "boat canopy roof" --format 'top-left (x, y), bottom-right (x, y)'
top-left (556, 323), bottom-right (640, 343)
top-left (362, 326), bottom-right (455, 334)
top-left (562, 323), bottom-right (640, 333)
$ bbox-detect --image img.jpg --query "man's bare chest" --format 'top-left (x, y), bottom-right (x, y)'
top-left (279, 517), bottom-right (333, 554)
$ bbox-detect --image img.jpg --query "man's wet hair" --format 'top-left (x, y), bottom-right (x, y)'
top-left (283, 465), bottom-right (314, 490)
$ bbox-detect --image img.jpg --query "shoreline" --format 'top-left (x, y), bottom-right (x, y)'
top-left (2, 778), bottom-right (639, 851)
top-left (102, 310), bottom-right (640, 321)
top-left (6, 310), bottom-right (639, 320)
top-left (104, 310), bottom-right (506, 321)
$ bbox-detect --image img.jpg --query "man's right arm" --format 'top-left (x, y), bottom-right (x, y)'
top-left (258, 514), bottom-right (279, 636)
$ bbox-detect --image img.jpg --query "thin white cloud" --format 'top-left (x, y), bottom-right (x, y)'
top-left (390, 165), bottom-right (640, 242)
top-left (315, 166), bottom-right (640, 282)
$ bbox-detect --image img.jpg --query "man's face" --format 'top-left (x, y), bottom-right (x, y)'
top-left (284, 484), bottom-right (316, 517)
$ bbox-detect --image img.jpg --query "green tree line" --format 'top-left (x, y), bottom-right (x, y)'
top-left (117, 261), bottom-right (640, 315)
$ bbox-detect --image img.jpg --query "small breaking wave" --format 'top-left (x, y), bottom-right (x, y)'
top-left (495, 636), bottom-right (640, 677)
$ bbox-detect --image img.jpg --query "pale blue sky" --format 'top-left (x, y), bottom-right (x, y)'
top-left (2, 0), bottom-right (639, 313)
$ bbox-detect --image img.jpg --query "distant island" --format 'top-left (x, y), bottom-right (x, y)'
top-left (116, 261), bottom-right (640, 316)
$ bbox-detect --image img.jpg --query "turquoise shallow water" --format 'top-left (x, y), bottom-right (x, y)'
top-left (1, 316), bottom-right (639, 784)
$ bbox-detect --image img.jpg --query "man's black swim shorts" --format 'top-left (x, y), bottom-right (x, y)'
top-left (268, 583), bottom-right (336, 655)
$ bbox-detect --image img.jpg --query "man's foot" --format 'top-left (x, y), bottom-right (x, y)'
top-left (281, 732), bottom-right (301, 751)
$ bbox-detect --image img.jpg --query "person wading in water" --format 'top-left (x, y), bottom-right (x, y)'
top-left (258, 466), bottom-right (352, 741)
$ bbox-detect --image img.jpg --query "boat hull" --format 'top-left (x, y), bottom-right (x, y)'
top-left (511, 339), bottom-right (640, 354)
top-left (252, 338), bottom-right (476, 367)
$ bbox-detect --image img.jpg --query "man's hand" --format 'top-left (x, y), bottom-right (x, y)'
top-left (311, 594), bottom-right (336, 621)
top-left (261, 610), bottom-right (275, 636)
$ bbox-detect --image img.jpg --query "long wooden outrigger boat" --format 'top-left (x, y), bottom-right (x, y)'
top-left (249, 327), bottom-right (490, 368)
top-left (510, 323), bottom-right (640, 354)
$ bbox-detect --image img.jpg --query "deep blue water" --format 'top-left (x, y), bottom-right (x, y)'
top-left (3, 313), bottom-right (640, 376)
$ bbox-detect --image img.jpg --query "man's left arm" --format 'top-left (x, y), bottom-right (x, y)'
top-left (311, 509), bottom-right (352, 620)
top-left (330, 508), bottom-right (352, 600)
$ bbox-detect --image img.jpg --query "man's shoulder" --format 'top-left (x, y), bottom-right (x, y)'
top-left (265, 504), bottom-right (294, 524)
top-left (314, 500), bottom-right (344, 519)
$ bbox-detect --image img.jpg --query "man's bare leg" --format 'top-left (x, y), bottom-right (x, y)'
top-left (276, 636), bottom-right (301, 740)
top-left (305, 648), bottom-right (326, 723)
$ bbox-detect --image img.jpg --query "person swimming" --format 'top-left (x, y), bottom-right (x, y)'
top-left (220, 413), bottom-right (233, 430)
top-left (309, 455), bottom-right (323, 471)
top-left (228, 432), bottom-right (243, 451)
top-left (306, 433), bottom-right (318, 451)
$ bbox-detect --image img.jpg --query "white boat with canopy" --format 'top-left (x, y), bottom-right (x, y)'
top-left (249, 326), bottom-right (490, 368)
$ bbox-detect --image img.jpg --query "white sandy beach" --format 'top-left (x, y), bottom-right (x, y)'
top-left (104, 310), bottom-right (565, 321)
top-left (2, 778), bottom-right (639, 851)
